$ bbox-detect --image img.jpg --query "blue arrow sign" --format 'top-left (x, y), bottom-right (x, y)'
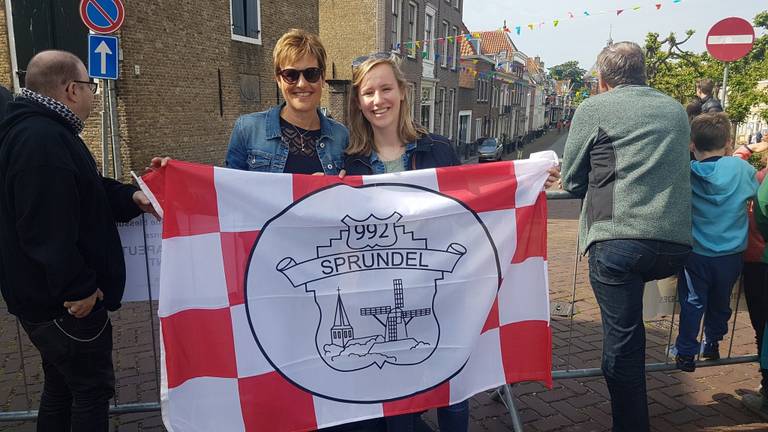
top-left (88, 34), bottom-right (119, 80)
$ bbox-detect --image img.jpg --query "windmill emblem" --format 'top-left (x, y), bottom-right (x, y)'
top-left (361, 279), bottom-right (431, 342)
top-left (276, 211), bottom-right (467, 371)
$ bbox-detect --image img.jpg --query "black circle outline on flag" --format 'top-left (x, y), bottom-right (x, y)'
top-left (243, 182), bottom-right (502, 404)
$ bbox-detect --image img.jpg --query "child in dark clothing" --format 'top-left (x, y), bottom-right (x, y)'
top-left (675, 113), bottom-right (758, 372)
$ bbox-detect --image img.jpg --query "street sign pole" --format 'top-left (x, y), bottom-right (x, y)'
top-left (101, 88), bottom-right (110, 175)
top-left (721, 63), bottom-right (729, 109)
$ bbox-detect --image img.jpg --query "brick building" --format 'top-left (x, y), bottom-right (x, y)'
top-left (1, 0), bottom-right (317, 179)
top-left (456, 29), bottom-right (532, 145)
top-left (319, 0), bottom-right (463, 141)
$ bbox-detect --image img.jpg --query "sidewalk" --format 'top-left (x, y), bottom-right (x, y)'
top-left (1, 134), bottom-right (766, 430)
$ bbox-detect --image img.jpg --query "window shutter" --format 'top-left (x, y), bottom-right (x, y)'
top-left (232, 0), bottom-right (245, 36)
top-left (246, 0), bottom-right (260, 38)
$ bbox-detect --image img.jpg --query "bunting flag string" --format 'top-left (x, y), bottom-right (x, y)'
top-left (498, 0), bottom-right (686, 37)
top-left (386, 0), bottom-right (687, 59)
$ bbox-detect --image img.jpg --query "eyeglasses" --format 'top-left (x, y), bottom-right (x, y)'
top-left (277, 67), bottom-right (323, 84)
top-left (352, 52), bottom-right (393, 68)
top-left (73, 80), bottom-right (98, 94)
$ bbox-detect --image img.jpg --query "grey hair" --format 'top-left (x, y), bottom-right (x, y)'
top-left (596, 41), bottom-right (646, 87)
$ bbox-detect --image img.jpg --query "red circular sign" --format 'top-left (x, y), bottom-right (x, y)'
top-left (706, 17), bottom-right (755, 62)
top-left (79, 0), bottom-right (125, 34)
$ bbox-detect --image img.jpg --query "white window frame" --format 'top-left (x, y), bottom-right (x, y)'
top-left (440, 21), bottom-right (449, 68)
top-left (438, 87), bottom-right (446, 135)
top-left (420, 83), bottom-right (434, 132)
top-left (407, 2), bottom-right (418, 58)
top-left (475, 118), bottom-right (483, 139)
top-left (230, 0), bottom-right (262, 45)
top-left (424, 5), bottom-right (436, 64)
top-left (451, 26), bottom-right (459, 70)
top-left (447, 88), bottom-right (455, 139)
top-left (392, 0), bottom-right (402, 51)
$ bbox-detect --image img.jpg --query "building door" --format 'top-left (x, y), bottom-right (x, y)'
top-left (458, 111), bottom-right (471, 144)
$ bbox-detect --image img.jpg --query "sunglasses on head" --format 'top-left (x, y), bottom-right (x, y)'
top-left (352, 52), bottom-right (394, 69)
top-left (277, 67), bottom-right (323, 84)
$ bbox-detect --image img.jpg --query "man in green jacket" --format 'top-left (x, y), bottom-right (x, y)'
top-left (561, 41), bottom-right (692, 432)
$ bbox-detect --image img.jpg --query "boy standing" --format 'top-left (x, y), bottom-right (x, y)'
top-left (676, 112), bottom-right (758, 372)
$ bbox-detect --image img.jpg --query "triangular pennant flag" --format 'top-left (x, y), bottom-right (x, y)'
top-left (472, 32), bottom-right (481, 38)
top-left (673, 0), bottom-right (681, 3)
top-left (632, 6), bottom-right (641, 10)
top-left (421, 51), bottom-right (428, 59)
top-left (515, 26), bottom-right (521, 35)
top-left (553, 20), bottom-right (559, 27)
top-left (616, 9), bottom-right (624, 15)
top-left (472, 59), bottom-right (479, 64)
top-left (655, 3), bottom-right (661, 9)
top-left (527, 23), bottom-right (534, 30)
top-left (415, 41), bottom-right (421, 48)
top-left (583, 11), bottom-right (590, 16)
top-left (568, 12), bottom-right (574, 18)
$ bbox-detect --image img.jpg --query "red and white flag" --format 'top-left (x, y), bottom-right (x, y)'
top-left (139, 159), bottom-right (553, 431)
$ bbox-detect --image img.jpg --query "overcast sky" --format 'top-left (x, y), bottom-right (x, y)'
top-left (463, 0), bottom-right (766, 70)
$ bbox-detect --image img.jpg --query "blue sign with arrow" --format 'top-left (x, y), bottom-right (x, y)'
top-left (88, 34), bottom-right (119, 80)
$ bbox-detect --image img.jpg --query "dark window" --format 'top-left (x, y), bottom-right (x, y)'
top-left (231, 0), bottom-right (261, 40)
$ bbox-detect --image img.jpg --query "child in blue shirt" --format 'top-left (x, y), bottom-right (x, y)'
top-left (676, 112), bottom-right (758, 372)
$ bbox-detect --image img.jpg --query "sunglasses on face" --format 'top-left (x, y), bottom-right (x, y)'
top-left (351, 52), bottom-right (393, 68)
top-left (277, 67), bottom-right (323, 84)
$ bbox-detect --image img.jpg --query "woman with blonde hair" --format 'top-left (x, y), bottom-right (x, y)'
top-left (343, 53), bottom-right (459, 176)
top-left (343, 52), bottom-right (468, 432)
top-left (225, 28), bottom-right (348, 175)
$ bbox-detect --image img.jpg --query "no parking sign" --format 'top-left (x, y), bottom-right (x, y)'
top-left (79, 0), bottom-right (125, 34)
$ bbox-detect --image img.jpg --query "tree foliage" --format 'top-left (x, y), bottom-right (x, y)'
top-left (548, 61), bottom-right (587, 90)
top-left (645, 11), bottom-right (768, 123)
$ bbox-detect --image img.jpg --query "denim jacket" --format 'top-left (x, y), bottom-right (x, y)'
top-left (225, 103), bottom-right (349, 174)
top-left (343, 133), bottom-right (460, 175)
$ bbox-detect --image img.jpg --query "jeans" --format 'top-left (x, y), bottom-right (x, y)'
top-left (743, 262), bottom-right (768, 387)
top-left (385, 400), bottom-right (469, 432)
top-left (588, 239), bottom-right (690, 432)
top-left (20, 308), bottom-right (114, 432)
top-left (675, 252), bottom-right (742, 356)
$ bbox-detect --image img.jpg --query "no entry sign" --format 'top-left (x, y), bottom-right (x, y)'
top-left (706, 17), bottom-right (755, 62)
top-left (79, 0), bottom-right (125, 34)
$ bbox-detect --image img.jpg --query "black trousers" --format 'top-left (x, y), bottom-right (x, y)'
top-left (743, 262), bottom-right (768, 389)
top-left (21, 308), bottom-right (114, 432)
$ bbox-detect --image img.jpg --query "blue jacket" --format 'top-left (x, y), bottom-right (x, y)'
top-left (343, 133), bottom-right (460, 175)
top-left (690, 156), bottom-right (758, 256)
top-left (225, 103), bottom-right (349, 174)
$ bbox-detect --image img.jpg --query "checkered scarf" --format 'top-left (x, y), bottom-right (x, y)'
top-left (20, 88), bottom-right (85, 135)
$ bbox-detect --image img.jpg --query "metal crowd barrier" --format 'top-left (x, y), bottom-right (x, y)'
top-left (0, 190), bottom-right (760, 431)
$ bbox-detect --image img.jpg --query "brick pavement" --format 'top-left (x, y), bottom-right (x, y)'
top-left (2, 132), bottom-right (767, 431)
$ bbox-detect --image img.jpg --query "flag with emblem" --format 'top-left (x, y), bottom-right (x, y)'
top-left (139, 158), bottom-right (554, 431)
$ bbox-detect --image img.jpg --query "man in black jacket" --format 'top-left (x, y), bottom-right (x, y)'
top-left (0, 85), bottom-right (11, 121)
top-left (696, 78), bottom-right (724, 113)
top-left (0, 50), bottom-right (157, 431)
